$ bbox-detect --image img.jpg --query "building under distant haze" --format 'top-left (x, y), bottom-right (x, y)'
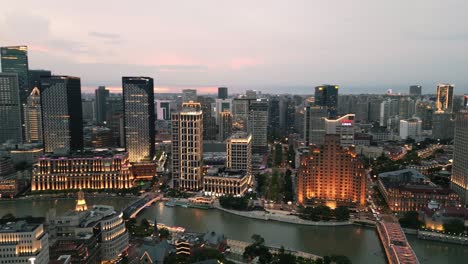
top-left (41, 76), bottom-right (83, 154)
top-left (122, 77), bottom-right (155, 162)
top-left (218, 87), bottom-right (228, 100)
top-left (95, 86), bottom-right (109, 125)
top-left (399, 118), bottom-right (422, 141)
top-left (409, 85), bottom-right (422, 97)
top-left (297, 134), bottom-right (366, 208)
top-left (248, 99), bottom-right (269, 153)
top-left (182, 89), bottom-right (197, 102)
top-left (304, 105), bottom-right (327, 146)
top-left (315, 84), bottom-right (339, 118)
top-left (451, 109), bottom-right (468, 206)
top-left (435, 84), bottom-right (454, 113)
top-left (172, 102), bottom-right (204, 190)
top-left (0, 73), bottom-right (22, 144)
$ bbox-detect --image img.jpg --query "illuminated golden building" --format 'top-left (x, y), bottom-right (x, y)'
top-left (0, 221), bottom-right (49, 264)
top-left (451, 110), bottom-right (468, 206)
top-left (297, 134), bottom-right (366, 207)
top-left (24, 87), bottom-right (42, 143)
top-left (203, 168), bottom-right (250, 197)
top-left (31, 151), bottom-right (133, 191)
top-left (435, 84), bottom-right (454, 113)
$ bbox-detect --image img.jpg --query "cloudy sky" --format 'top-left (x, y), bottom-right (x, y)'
top-left (1, 0), bottom-right (468, 94)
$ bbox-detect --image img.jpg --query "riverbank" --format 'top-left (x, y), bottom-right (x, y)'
top-left (403, 228), bottom-right (468, 246)
top-left (214, 201), bottom-right (352, 226)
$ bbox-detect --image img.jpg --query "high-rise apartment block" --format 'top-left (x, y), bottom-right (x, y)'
top-left (172, 102), bottom-right (204, 190)
top-left (451, 109), bottom-right (468, 206)
top-left (435, 84), bottom-right (454, 113)
top-left (41, 76), bottom-right (83, 154)
top-left (297, 135), bottom-right (366, 207)
top-left (122, 77), bottom-right (155, 162)
top-left (315, 84), bottom-right (339, 117)
top-left (0, 73), bottom-right (22, 144)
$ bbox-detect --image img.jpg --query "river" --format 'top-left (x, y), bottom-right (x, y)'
top-left (0, 197), bottom-right (466, 264)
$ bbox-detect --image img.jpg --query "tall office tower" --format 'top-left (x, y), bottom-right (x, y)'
top-left (268, 96), bottom-right (281, 139)
top-left (380, 99), bottom-right (399, 127)
top-left (295, 107), bottom-right (305, 138)
top-left (398, 97), bottom-right (415, 120)
top-left (0, 73), bottom-right (22, 144)
top-left (368, 98), bottom-right (383, 122)
top-left (106, 95), bottom-right (125, 147)
top-left (24, 87), bottom-right (42, 143)
top-left (451, 109), bottom-right (468, 205)
top-left (171, 102), bottom-right (203, 190)
top-left (415, 101), bottom-right (434, 130)
top-left (315, 84), bottom-right (339, 118)
top-left (304, 105), bottom-right (327, 146)
top-left (122, 77), bottom-right (155, 162)
top-left (218, 87), bottom-right (228, 100)
top-left (226, 132), bottom-right (252, 176)
top-left (41, 76), bottom-right (83, 153)
top-left (1, 46), bottom-right (29, 105)
top-left (218, 111), bottom-right (233, 141)
top-left (248, 99), bottom-right (269, 154)
top-left (182, 89), bottom-right (197, 102)
top-left (435, 84), bottom-right (454, 113)
top-left (232, 98), bottom-right (252, 131)
top-left (155, 100), bottom-right (171, 120)
top-left (214, 98), bottom-right (232, 124)
top-left (432, 111), bottom-right (455, 140)
top-left (95, 86), bottom-right (109, 124)
top-left (0, 222), bottom-right (49, 264)
top-left (198, 96), bottom-right (217, 140)
top-left (409, 85), bottom-right (422, 97)
top-left (297, 134), bottom-right (366, 207)
top-left (29, 69), bottom-right (51, 91)
top-left (325, 114), bottom-right (355, 147)
top-left (399, 118), bottom-right (422, 140)
top-left (81, 98), bottom-right (95, 124)
top-left (279, 97), bottom-right (296, 135)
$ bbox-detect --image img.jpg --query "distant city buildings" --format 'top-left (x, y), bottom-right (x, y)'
top-left (182, 89), bottom-right (197, 102)
top-left (451, 109), bottom-right (468, 206)
top-left (95, 86), bottom-right (109, 125)
top-left (409, 85), bottom-right (422, 97)
top-left (248, 99), bottom-right (269, 153)
top-left (41, 76), bottom-right (83, 154)
top-left (0, 73), bottom-right (22, 144)
top-left (218, 87), bottom-right (228, 100)
top-left (172, 102), bottom-right (204, 190)
top-left (325, 114), bottom-right (355, 147)
top-left (155, 100), bottom-right (171, 120)
top-left (399, 118), bottom-right (422, 141)
top-left (122, 77), bottom-right (155, 162)
top-left (435, 84), bottom-right (454, 113)
top-left (218, 111), bottom-right (233, 141)
top-left (303, 106), bottom-right (327, 146)
top-left (315, 84), bottom-right (339, 118)
top-left (432, 111), bottom-right (455, 140)
top-left (297, 135), bottom-right (366, 208)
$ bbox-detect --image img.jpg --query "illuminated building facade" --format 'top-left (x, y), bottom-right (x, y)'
top-left (0, 73), bottom-right (22, 144)
top-left (325, 113), bottom-right (355, 147)
top-left (378, 169), bottom-right (459, 212)
top-left (297, 135), bottom-right (366, 207)
top-left (218, 111), bottom-right (233, 141)
top-left (203, 168), bottom-right (249, 197)
top-left (0, 222), bottom-right (49, 264)
top-left (172, 102), bottom-right (204, 190)
top-left (41, 76), bottom-right (83, 154)
top-left (451, 109), bottom-right (468, 206)
top-left (122, 77), bottom-right (155, 162)
top-left (31, 151), bottom-right (133, 191)
top-left (315, 84), bottom-right (339, 118)
top-left (226, 132), bottom-right (252, 176)
top-left (24, 87), bottom-right (42, 143)
top-left (435, 84), bottom-right (454, 113)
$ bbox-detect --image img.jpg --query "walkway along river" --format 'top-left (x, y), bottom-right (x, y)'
top-left (0, 197), bottom-right (466, 264)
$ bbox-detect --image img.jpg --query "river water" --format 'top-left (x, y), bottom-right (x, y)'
top-left (0, 197), bottom-right (466, 264)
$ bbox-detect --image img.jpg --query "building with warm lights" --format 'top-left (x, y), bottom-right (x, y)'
top-left (226, 132), bottom-right (252, 176)
top-left (435, 84), bottom-right (454, 113)
top-left (218, 111), bottom-right (233, 141)
top-left (123, 77), bottom-right (155, 162)
top-left (297, 134), bottom-right (366, 207)
top-left (41, 75), bottom-right (84, 154)
top-left (172, 102), bottom-right (204, 190)
top-left (31, 150), bottom-right (133, 192)
top-left (0, 73), bottom-right (22, 144)
top-left (451, 109), bottom-right (468, 206)
top-left (48, 205), bottom-right (129, 263)
top-left (315, 84), bottom-right (339, 118)
top-left (24, 87), bottom-right (42, 143)
top-left (325, 114), bottom-right (355, 147)
top-left (0, 221), bottom-right (49, 264)
top-left (203, 167), bottom-right (250, 197)
top-left (378, 169), bottom-right (459, 212)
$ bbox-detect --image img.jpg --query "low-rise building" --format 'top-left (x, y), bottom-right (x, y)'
top-left (378, 169), bottom-right (460, 212)
top-left (0, 221), bottom-right (49, 264)
top-left (203, 167), bottom-right (249, 197)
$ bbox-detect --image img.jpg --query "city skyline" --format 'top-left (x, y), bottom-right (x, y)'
top-left (1, 1), bottom-right (468, 94)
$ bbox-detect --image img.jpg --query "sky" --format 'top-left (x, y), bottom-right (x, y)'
top-left (1, 0), bottom-right (468, 94)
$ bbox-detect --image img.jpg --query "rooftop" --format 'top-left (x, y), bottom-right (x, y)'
top-left (0, 221), bottom-right (40, 233)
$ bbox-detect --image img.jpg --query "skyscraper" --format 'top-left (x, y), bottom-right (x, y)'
top-left (122, 77), bottom-right (155, 162)
top-left (24, 87), bottom-right (42, 143)
top-left (95, 86), bottom-right (109, 125)
top-left (248, 99), bottom-right (269, 153)
top-left (304, 105), bottom-right (327, 146)
top-left (432, 111), bottom-right (455, 140)
top-left (315, 84), bottom-right (339, 117)
top-left (106, 95), bottom-right (125, 147)
top-left (29, 69), bottom-right (51, 92)
top-left (172, 102), bottom-right (204, 190)
top-left (218, 87), bottom-right (228, 100)
top-left (1, 46), bottom-right (29, 105)
top-left (451, 109), bottom-right (468, 206)
top-left (409, 85), bottom-right (422, 97)
top-left (435, 84), bottom-right (454, 113)
top-left (218, 111), bottom-right (233, 141)
top-left (41, 76), bottom-right (83, 153)
top-left (297, 134), bottom-right (366, 207)
top-left (226, 132), bottom-right (252, 176)
top-left (0, 73), bottom-right (22, 144)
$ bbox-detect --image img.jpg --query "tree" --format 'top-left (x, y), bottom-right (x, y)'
top-left (334, 206), bottom-right (350, 221)
top-left (159, 228), bottom-right (170, 239)
top-left (399, 211), bottom-right (423, 229)
top-left (287, 145), bottom-right (296, 169)
top-left (1, 213), bottom-right (15, 221)
top-left (283, 169), bottom-right (294, 203)
top-left (275, 143), bottom-right (283, 166)
top-left (141, 218), bottom-right (150, 229)
top-left (443, 219), bottom-right (465, 234)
